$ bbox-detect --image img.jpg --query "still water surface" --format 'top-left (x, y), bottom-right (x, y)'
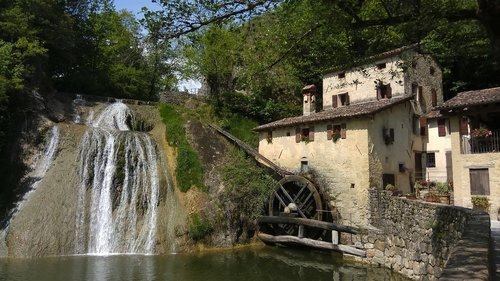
top-left (0, 246), bottom-right (409, 281)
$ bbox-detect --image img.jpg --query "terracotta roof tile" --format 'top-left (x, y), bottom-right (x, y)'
top-left (437, 87), bottom-right (500, 110)
top-left (255, 95), bottom-right (413, 131)
top-left (424, 110), bottom-right (443, 119)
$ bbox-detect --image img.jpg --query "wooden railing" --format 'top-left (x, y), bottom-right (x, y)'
top-left (461, 130), bottom-right (500, 154)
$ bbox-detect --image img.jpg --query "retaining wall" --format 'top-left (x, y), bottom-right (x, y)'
top-left (343, 189), bottom-right (492, 280)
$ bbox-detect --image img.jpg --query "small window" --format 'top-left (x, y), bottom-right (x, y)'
top-left (286, 132), bottom-right (291, 136)
top-left (426, 152), bottom-right (436, 167)
top-left (382, 173), bottom-right (395, 189)
top-left (430, 67), bottom-right (435, 76)
top-left (438, 119), bottom-right (446, 137)
top-left (301, 161), bottom-right (309, 173)
top-left (470, 168), bottom-right (490, 195)
top-left (332, 95), bottom-right (338, 108)
top-left (338, 72), bottom-right (345, 79)
top-left (376, 63), bottom-right (386, 69)
top-left (266, 131), bottom-right (273, 143)
top-left (339, 93), bottom-right (350, 106)
top-left (301, 127), bottom-right (314, 142)
top-left (419, 116), bottom-right (427, 136)
top-left (377, 84), bottom-right (392, 99)
top-left (431, 89), bottom-right (437, 106)
top-left (411, 83), bottom-right (418, 96)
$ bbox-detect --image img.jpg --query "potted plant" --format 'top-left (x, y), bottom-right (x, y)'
top-left (471, 196), bottom-right (490, 212)
top-left (471, 128), bottom-right (492, 138)
top-left (385, 184), bottom-right (402, 196)
top-left (435, 182), bottom-right (450, 204)
top-left (424, 192), bottom-right (440, 203)
top-left (332, 130), bottom-right (341, 143)
top-left (405, 193), bottom-right (417, 200)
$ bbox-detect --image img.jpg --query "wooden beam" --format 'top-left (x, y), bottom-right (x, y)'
top-left (257, 233), bottom-right (366, 257)
top-left (258, 216), bottom-right (360, 234)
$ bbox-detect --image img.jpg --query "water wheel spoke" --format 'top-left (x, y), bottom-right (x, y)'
top-left (298, 192), bottom-right (314, 214)
top-left (273, 190), bottom-right (288, 209)
top-left (292, 185), bottom-right (306, 202)
top-left (278, 184), bottom-right (307, 218)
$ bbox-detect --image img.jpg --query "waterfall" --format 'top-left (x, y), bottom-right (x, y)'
top-left (74, 102), bottom-right (160, 255)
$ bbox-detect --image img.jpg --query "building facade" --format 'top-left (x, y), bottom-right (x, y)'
top-left (255, 46), bottom-right (448, 226)
top-left (438, 87), bottom-right (500, 220)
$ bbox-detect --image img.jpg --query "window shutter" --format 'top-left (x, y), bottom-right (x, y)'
top-left (387, 84), bottom-right (392, 98)
top-left (346, 93), bottom-right (350, 105)
top-left (295, 127), bottom-right (301, 143)
top-left (419, 117), bottom-right (427, 136)
top-left (332, 95), bottom-right (338, 108)
top-left (389, 128), bottom-right (395, 142)
top-left (438, 119), bottom-right (446, 137)
top-left (327, 124), bottom-right (333, 140)
top-left (376, 88), bottom-right (381, 100)
top-left (459, 117), bottom-right (469, 135)
top-left (431, 89), bottom-right (437, 106)
top-left (418, 86), bottom-right (423, 101)
top-left (309, 126), bottom-right (315, 141)
top-left (341, 123), bottom-right (346, 139)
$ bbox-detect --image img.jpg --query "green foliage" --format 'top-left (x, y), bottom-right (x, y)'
top-left (221, 148), bottom-right (276, 221)
top-left (471, 196), bottom-right (490, 210)
top-left (176, 145), bottom-right (204, 192)
top-left (159, 104), bottom-right (204, 192)
top-left (435, 182), bottom-right (449, 194)
top-left (219, 114), bottom-right (259, 148)
top-left (188, 213), bottom-right (213, 241)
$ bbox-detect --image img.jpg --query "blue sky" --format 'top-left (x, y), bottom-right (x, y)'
top-left (114, 0), bottom-right (161, 18)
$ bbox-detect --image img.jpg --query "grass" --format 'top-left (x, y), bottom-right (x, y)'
top-left (219, 114), bottom-right (259, 148)
top-left (159, 104), bottom-right (204, 192)
top-left (188, 213), bottom-right (213, 241)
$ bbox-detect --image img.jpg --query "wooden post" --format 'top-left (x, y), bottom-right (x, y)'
top-left (332, 230), bottom-right (339, 245)
top-left (298, 225), bottom-right (304, 238)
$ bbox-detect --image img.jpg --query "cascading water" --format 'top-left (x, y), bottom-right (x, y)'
top-left (74, 102), bottom-right (160, 255)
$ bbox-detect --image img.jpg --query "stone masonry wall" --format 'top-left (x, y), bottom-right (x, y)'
top-left (343, 189), bottom-right (491, 280)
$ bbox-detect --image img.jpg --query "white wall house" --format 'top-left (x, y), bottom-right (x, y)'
top-left (255, 45), bottom-right (448, 227)
top-left (437, 87), bottom-right (500, 221)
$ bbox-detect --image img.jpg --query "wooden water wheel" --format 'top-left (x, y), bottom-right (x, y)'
top-left (266, 175), bottom-right (324, 237)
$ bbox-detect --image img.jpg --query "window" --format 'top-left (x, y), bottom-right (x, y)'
top-left (438, 119), bottom-right (446, 137)
top-left (419, 116), bottom-right (427, 136)
top-left (412, 83), bottom-right (418, 96)
top-left (426, 152), bottom-right (436, 167)
top-left (339, 93), bottom-right (350, 106)
top-left (431, 89), bottom-right (437, 106)
top-left (430, 66), bottom-right (435, 76)
top-left (301, 161), bottom-right (309, 173)
top-left (376, 62), bottom-right (386, 69)
top-left (332, 95), bottom-right (338, 108)
top-left (459, 117), bottom-right (469, 135)
top-left (470, 168), bottom-right (489, 195)
top-left (382, 173), bottom-right (395, 189)
top-left (338, 72), bottom-right (345, 79)
top-left (266, 131), bottom-right (273, 143)
top-left (286, 132), bottom-right (290, 136)
top-left (297, 126), bottom-right (314, 142)
top-left (302, 128), bottom-right (309, 140)
top-left (377, 84), bottom-right (392, 99)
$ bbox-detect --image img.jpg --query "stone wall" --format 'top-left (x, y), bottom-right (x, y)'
top-left (344, 189), bottom-right (492, 280)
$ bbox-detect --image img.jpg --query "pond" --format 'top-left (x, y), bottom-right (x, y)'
top-left (0, 246), bottom-right (409, 281)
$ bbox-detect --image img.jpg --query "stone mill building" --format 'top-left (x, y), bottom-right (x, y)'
top-left (255, 46), bottom-right (451, 226)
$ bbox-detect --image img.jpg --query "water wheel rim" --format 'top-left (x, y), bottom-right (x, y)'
top-left (268, 175), bottom-right (323, 221)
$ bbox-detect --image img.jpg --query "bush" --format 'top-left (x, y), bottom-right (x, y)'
top-left (188, 213), bottom-right (213, 241)
top-left (159, 104), bottom-right (204, 192)
top-left (471, 196), bottom-right (490, 211)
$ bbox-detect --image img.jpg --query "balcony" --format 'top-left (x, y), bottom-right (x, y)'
top-left (461, 130), bottom-right (500, 154)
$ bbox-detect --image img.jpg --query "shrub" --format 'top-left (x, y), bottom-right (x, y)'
top-left (471, 196), bottom-right (490, 211)
top-left (188, 213), bottom-right (213, 241)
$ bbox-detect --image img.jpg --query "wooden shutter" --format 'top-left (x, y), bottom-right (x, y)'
top-left (309, 126), bottom-right (315, 141)
top-left (327, 124), bottom-right (333, 140)
top-left (419, 117), bottom-right (427, 136)
top-left (431, 89), bottom-right (437, 106)
top-left (387, 84), bottom-right (392, 98)
top-left (345, 93), bottom-right (350, 105)
top-left (459, 117), bottom-right (469, 135)
top-left (418, 86), bottom-right (423, 101)
top-left (332, 95), bottom-right (338, 108)
top-left (295, 127), bottom-right (301, 143)
top-left (470, 169), bottom-right (490, 195)
top-left (438, 119), bottom-right (446, 137)
top-left (340, 123), bottom-right (346, 139)
top-left (376, 88), bottom-right (381, 100)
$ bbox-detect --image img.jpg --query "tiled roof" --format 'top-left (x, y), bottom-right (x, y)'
top-left (255, 95), bottom-right (413, 131)
top-left (323, 44), bottom-right (419, 74)
top-left (436, 87), bottom-right (500, 110)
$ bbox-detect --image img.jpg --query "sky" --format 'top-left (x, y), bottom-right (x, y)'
top-left (114, 0), bottom-right (202, 92)
top-left (114, 0), bottom-right (160, 19)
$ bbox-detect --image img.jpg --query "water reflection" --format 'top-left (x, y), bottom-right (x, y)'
top-left (0, 247), bottom-right (409, 281)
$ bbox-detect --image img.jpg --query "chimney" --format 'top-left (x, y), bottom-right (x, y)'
top-left (302, 84), bottom-right (316, 116)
